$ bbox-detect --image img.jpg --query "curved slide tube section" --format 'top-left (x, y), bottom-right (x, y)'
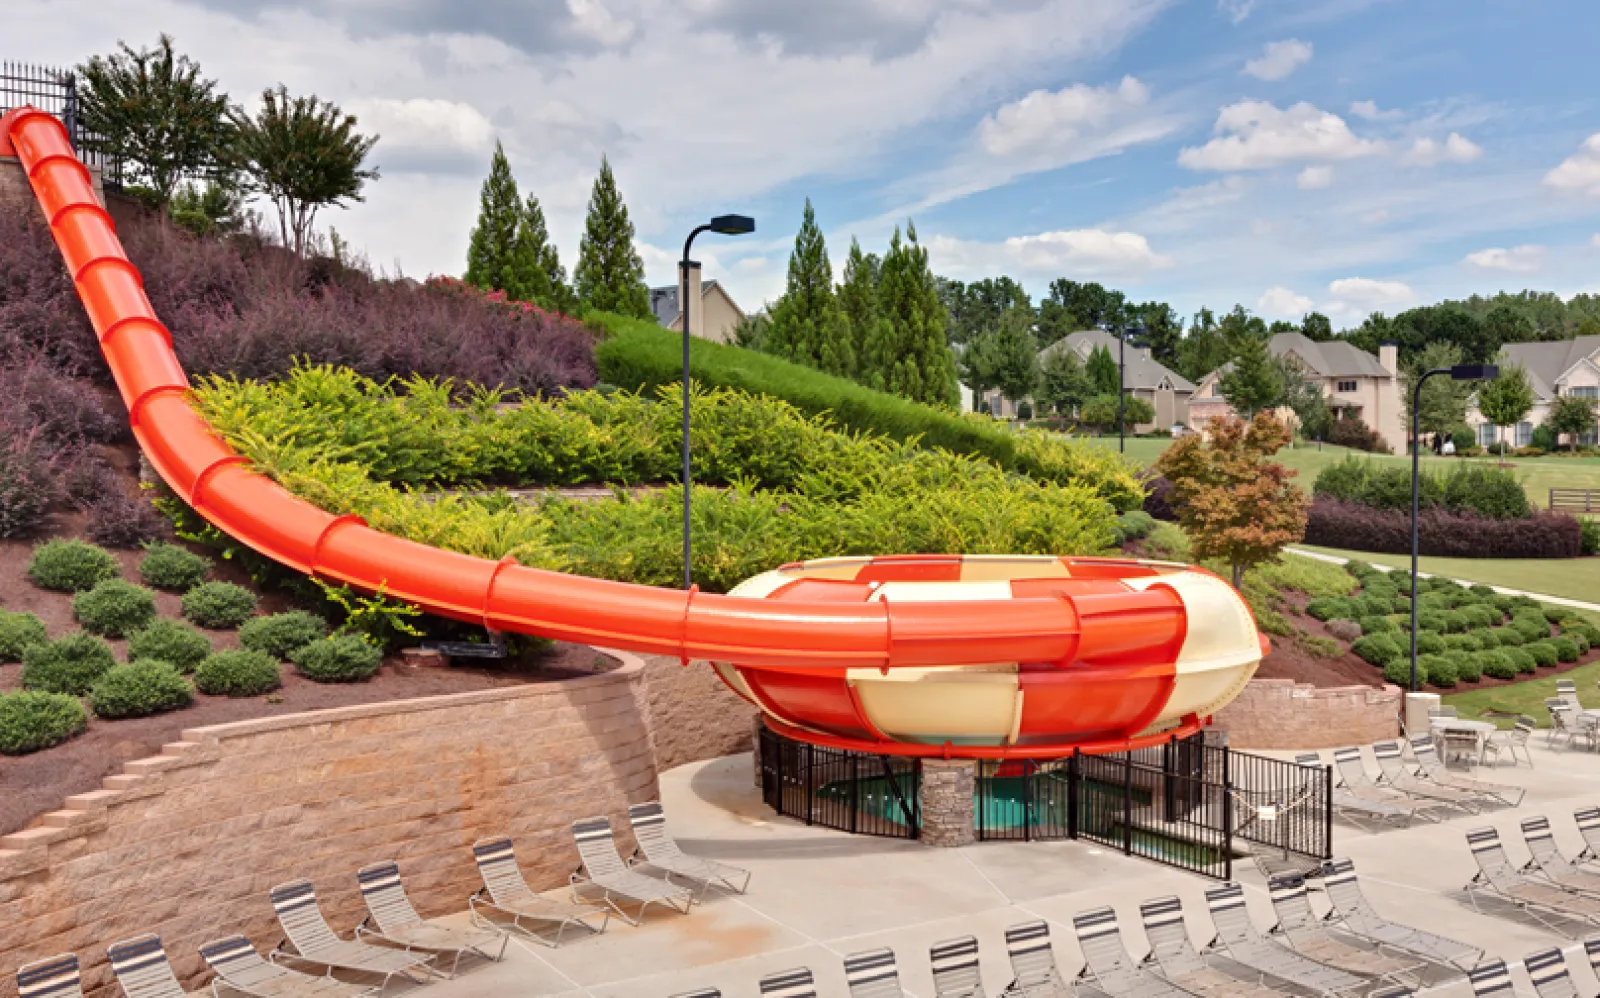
top-left (2, 107), bottom-right (1260, 757)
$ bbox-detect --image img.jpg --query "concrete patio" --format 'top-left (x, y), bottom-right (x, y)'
top-left (417, 735), bottom-right (1600, 998)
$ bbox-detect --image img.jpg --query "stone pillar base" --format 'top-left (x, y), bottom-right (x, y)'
top-left (919, 758), bottom-right (976, 847)
top-left (752, 714), bottom-right (765, 789)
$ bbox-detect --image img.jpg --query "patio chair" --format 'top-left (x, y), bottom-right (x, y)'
top-left (1295, 754), bottom-right (1412, 829)
top-left (1546, 699), bottom-right (1576, 749)
top-left (761, 967), bottom-right (818, 998)
top-left (1319, 858), bottom-right (1481, 969)
top-left (1407, 736), bottom-right (1524, 806)
top-left (1463, 827), bottom-right (1600, 931)
top-left (1371, 741), bottom-right (1482, 812)
top-left (108, 936), bottom-right (197, 998)
top-left (1441, 728), bottom-right (1483, 768)
top-left (356, 861), bottom-right (508, 977)
top-left (1520, 816), bottom-right (1600, 895)
top-left (1202, 883), bottom-right (1368, 997)
top-left (845, 948), bottom-right (906, 998)
top-left (628, 801), bottom-right (751, 898)
top-left (199, 935), bottom-right (379, 998)
top-left (1577, 713), bottom-right (1600, 753)
top-left (1265, 873), bottom-right (1424, 981)
top-left (930, 936), bottom-right (987, 998)
top-left (270, 879), bottom-right (436, 990)
top-left (1576, 807), bottom-right (1600, 864)
top-left (1074, 906), bottom-right (1193, 998)
top-left (1482, 717), bottom-right (1536, 769)
top-left (570, 816), bottom-right (693, 924)
top-left (1004, 920), bottom-right (1074, 998)
top-left (1523, 948), bottom-right (1578, 998)
top-left (1468, 960), bottom-right (1516, 998)
top-left (1557, 679), bottom-right (1580, 710)
top-left (18, 954), bottom-right (84, 998)
top-left (1138, 896), bottom-right (1290, 998)
top-left (1429, 706), bottom-right (1458, 720)
top-left (470, 835), bottom-right (609, 946)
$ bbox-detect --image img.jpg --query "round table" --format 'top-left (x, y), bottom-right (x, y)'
top-left (1430, 718), bottom-right (1499, 766)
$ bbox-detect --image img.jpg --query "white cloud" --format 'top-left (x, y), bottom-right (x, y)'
top-left (1218, 0), bottom-right (1255, 24)
top-left (566, 0), bottom-right (637, 47)
top-left (1348, 100), bottom-right (1402, 122)
top-left (344, 98), bottom-right (495, 173)
top-left (1178, 101), bottom-right (1383, 171)
top-left (1545, 134), bottom-right (1600, 198)
top-left (1592, 234), bottom-right (1600, 248)
top-left (1322, 277), bottom-right (1415, 322)
top-left (928, 228), bottom-right (1170, 279)
top-left (1257, 285), bottom-right (1313, 318)
top-left (1402, 133), bottom-right (1483, 167)
top-left (1243, 39), bottom-right (1312, 81)
top-left (1296, 165), bottom-right (1333, 189)
top-left (979, 75), bottom-right (1149, 157)
top-left (1464, 245), bottom-right (1545, 274)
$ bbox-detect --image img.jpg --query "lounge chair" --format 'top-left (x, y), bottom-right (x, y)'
top-left (355, 861), bottom-right (508, 976)
top-left (1371, 741), bottom-right (1483, 811)
top-left (628, 801), bottom-right (751, 898)
top-left (199, 935), bottom-right (378, 998)
top-left (108, 936), bottom-right (188, 998)
top-left (1407, 736), bottom-right (1524, 806)
top-left (1463, 827), bottom-right (1600, 931)
top-left (1005, 920), bottom-right (1074, 998)
top-left (1138, 896), bottom-right (1290, 998)
top-left (1296, 753), bottom-right (1412, 829)
top-left (670, 991), bottom-right (721, 998)
top-left (1369, 988), bottom-right (1411, 998)
top-left (18, 954), bottom-right (84, 998)
top-left (1265, 873), bottom-right (1424, 981)
top-left (1319, 858), bottom-right (1480, 969)
top-left (470, 835), bottom-right (609, 946)
top-left (761, 967), bottom-right (818, 998)
top-left (270, 879), bottom-right (436, 990)
top-left (1331, 747), bottom-right (1451, 820)
top-left (845, 949), bottom-right (906, 998)
top-left (1523, 948), bottom-right (1578, 998)
top-left (1519, 817), bottom-right (1600, 895)
top-left (1073, 906), bottom-right (1195, 998)
top-left (931, 937), bottom-right (987, 998)
top-left (1482, 717), bottom-right (1536, 769)
top-left (570, 816), bottom-right (693, 924)
top-left (1202, 883), bottom-right (1368, 997)
top-left (1576, 807), bottom-right (1600, 864)
top-left (1468, 960), bottom-right (1516, 998)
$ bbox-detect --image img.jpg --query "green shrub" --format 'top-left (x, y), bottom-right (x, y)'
top-left (1356, 595), bottom-right (1392, 618)
top-left (138, 543), bottom-right (211, 591)
top-left (238, 612), bottom-right (327, 658)
top-left (1426, 655), bottom-right (1458, 688)
top-left (1469, 584), bottom-right (1497, 598)
top-left (1488, 628), bottom-right (1522, 647)
top-left (1479, 650), bottom-right (1517, 680)
top-left (0, 691), bottom-right (88, 754)
top-left (1526, 641), bottom-right (1559, 668)
top-left (1418, 612), bottom-right (1448, 634)
top-left (1299, 634), bottom-right (1345, 659)
top-left (1382, 658), bottom-right (1413, 686)
top-left (292, 635), bottom-right (382, 682)
top-left (181, 582), bottom-right (258, 629)
top-left (1391, 597), bottom-right (1411, 614)
top-left (72, 579), bottom-right (158, 638)
top-left (1569, 632), bottom-right (1591, 655)
top-left (1562, 621), bottom-right (1600, 646)
top-left (1493, 594), bottom-right (1521, 615)
top-left (1581, 517), bottom-right (1599, 556)
top-left (1514, 618), bottom-right (1550, 643)
top-left (90, 661), bottom-right (193, 719)
top-left (127, 619), bottom-right (212, 673)
top-left (28, 539), bottom-right (120, 592)
top-left (1440, 610), bottom-right (1468, 633)
top-left (1415, 631), bottom-right (1446, 655)
top-left (1305, 597), bottom-right (1350, 621)
top-left (1552, 636), bottom-right (1582, 663)
top-left (194, 650), bottom-right (282, 697)
top-left (1116, 509), bottom-right (1156, 541)
top-left (0, 611), bottom-right (48, 662)
top-left (1359, 615), bottom-right (1399, 636)
top-left (1353, 634), bottom-right (1401, 666)
top-left (1504, 647), bottom-right (1537, 674)
top-left (1544, 604), bottom-right (1571, 623)
top-left (1441, 633), bottom-right (1476, 651)
top-left (21, 632), bottom-right (115, 694)
top-left (1142, 522), bottom-right (1191, 562)
top-left (1453, 651), bottom-right (1481, 682)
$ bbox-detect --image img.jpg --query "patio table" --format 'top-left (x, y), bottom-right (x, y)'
top-left (1430, 718), bottom-right (1498, 766)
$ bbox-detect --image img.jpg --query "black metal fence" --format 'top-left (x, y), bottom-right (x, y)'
top-left (759, 724), bottom-right (1333, 880)
top-left (1, 61), bottom-right (122, 185)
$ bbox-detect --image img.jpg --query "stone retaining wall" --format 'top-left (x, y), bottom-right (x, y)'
top-left (0, 652), bottom-right (656, 998)
top-left (640, 656), bottom-right (757, 773)
top-left (1211, 678), bottom-right (1402, 749)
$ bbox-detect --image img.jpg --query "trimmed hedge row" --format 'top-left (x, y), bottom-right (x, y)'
top-left (1305, 498), bottom-right (1583, 559)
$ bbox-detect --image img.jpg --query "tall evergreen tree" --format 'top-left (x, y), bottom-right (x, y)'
top-left (872, 224), bottom-right (958, 407)
top-left (509, 194), bottom-right (575, 313)
top-left (1218, 325), bottom-right (1284, 416)
top-left (574, 155), bottom-right (650, 318)
top-left (767, 200), bottom-right (853, 376)
top-left (987, 307), bottom-right (1040, 405)
top-left (465, 141), bottom-right (522, 294)
top-left (840, 238), bottom-right (891, 386)
top-left (1086, 344), bottom-right (1120, 396)
top-left (1037, 347), bottom-right (1095, 417)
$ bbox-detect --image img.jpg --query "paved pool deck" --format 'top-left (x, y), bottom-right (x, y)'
top-left (417, 738), bottom-right (1600, 998)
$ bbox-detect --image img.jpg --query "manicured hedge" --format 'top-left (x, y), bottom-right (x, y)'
top-left (1305, 498), bottom-right (1583, 558)
top-left (127, 619), bottom-right (213, 673)
top-left (72, 580), bottom-right (159, 638)
top-left (139, 543), bottom-right (211, 591)
top-left (29, 539), bottom-right (120, 591)
top-left (1313, 456), bottom-right (1530, 519)
top-left (0, 691), bottom-right (87, 754)
top-left (89, 661), bottom-right (194, 718)
top-left (292, 635), bottom-right (382, 682)
top-left (0, 611), bottom-right (48, 662)
top-left (194, 650), bottom-right (282, 697)
top-left (21, 632), bottom-right (116, 695)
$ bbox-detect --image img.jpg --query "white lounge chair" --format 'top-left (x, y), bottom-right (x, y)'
top-left (269, 879), bottom-right (435, 991)
top-left (570, 815), bottom-right (693, 924)
top-left (356, 861), bottom-right (508, 976)
top-left (628, 801), bottom-right (751, 898)
top-left (470, 835), bottom-right (609, 946)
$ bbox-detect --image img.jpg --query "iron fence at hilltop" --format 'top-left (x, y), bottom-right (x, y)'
top-left (1, 61), bottom-right (123, 186)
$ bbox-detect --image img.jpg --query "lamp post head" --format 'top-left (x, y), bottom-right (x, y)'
top-left (709, 214), bottom-right (755, 235)
top-left (1451, 363), bottom-right (1499, 381)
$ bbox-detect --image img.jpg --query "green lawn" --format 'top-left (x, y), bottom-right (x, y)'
top-left (1295, 544), bottom-right (1600, 610)
top-left (1443, 658), bottom-right (1600, 726)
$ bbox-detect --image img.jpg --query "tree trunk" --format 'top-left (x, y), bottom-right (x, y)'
top-left (1231, 562), bottom-right (1244, 590)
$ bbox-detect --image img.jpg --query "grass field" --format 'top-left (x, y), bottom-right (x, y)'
top-left (1295, 545), bottom-right (1600, 609)
top-left (1443, 658), bottom-right (1600, 726)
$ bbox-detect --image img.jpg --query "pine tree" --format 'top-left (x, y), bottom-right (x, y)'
top-left (464, 141), bottom-right (522, 295)
top-left (510, 194), bottom-right (575, 313)
top-left (1086, 343), bottom-right (1119, 396)
top-left (574, 155), bottom-right (650, 318)
top-left (1218, 327), bottom-right (1285, 417)
top-left (767, 199), bottom-right (853, 376)
top-left (839, 238), bottom-right (890, 386)
top-left (874, 223), bottom-right (958, 407)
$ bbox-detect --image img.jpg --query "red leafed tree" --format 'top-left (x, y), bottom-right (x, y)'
top-left (1155, 413), bottom-right (1308, 589)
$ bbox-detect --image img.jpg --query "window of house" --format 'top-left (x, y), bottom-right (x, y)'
top-left (1336, 380), bottom-right (1358, 393)
top-left (1478, 423), bottom-right (1497, 447)
top-left (1516, 422), bottom-right (1534, 447)
top-left (1571, 386), bottom-right (1599, 400)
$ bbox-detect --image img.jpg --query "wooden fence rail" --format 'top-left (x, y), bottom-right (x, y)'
top-left (1551, 489), bottom-right (1599, 514)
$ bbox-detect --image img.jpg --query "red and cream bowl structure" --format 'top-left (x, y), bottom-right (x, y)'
top-left (714, 554), bottom-right (1267, 759)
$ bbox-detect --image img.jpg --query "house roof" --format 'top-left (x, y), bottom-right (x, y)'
top-left (1499, 335), bottom-right (1600, 400)
top-left (1268, 333), bottom-right (1390, 378)
top-left (648, 279), bottom-right (728, 329)
top-left (1039, 329), bottom-right (1196, 392)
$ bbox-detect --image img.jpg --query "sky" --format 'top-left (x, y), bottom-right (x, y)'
top-left (12, 0), bottom-right (1600, 328)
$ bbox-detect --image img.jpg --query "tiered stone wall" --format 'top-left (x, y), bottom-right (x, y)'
top-left (1211, 678), bottom-right (1402, 749)
top-left (0, 652), bottom-right (656, 998)
top-left (640, 655), bottom-right (757, 772)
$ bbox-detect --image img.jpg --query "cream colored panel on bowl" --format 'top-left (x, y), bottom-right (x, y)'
top-left (712, 662), bottom-right (760, 704)
top-left (1125, 571), bottom-right (1262, 722)
top-left (850, 666), bottom-right (1020, 742)
top-left (870, 580), bottom-right (1015, 603)
top-left (726, 569), bottom-right (797, 599)
top-left (958, 555), bottom-right (1071, 581)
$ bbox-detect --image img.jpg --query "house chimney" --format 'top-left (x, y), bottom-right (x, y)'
top-left (681, 261), bottom-right (703, 340)
top-left (1378, 339), bottom-right (1398, 377)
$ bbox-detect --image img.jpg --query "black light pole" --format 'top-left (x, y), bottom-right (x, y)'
top-left (679, 214), bottom-right (755, 590)
top-left (1409, 362), bottom-right (1498, 690)
top-left (1118, 323), bottom-right (1147, 454)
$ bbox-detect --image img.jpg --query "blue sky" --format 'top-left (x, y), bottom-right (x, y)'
top-left (13, 0), bottom-right (1600, 327)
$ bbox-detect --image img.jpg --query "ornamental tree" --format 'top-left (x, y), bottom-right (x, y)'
top-left (767, 199), bottom-right (853, 376)
top-left (1086, 343), bottom-right (1119, 396)
top-left (1155, 412), bottom-right (1309, 589)
top-left (574, 156), bottom-right (650, 318)
top-left (1476, 361), bottom-right (1535, 450)
top-left (1550, 393), bottom-right (1599, 452)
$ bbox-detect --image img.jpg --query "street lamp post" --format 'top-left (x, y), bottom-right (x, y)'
top-left (679, 214), bottom-right (755, 590)
top-left (1118, 323), bottom-right (1147, 454)
top-left (1409, 363), bottom-right (1498, 691)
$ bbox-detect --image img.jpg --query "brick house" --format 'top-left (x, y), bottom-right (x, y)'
top-left (1466, 335), bottom-right (1600, 448)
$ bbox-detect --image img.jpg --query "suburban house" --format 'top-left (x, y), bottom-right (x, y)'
top-left (1189, 333), bottom-right (1405, 454)
top-left (650, 263), bottom-right (746, 344)
top-left (1466, 335), bottom-right (1600, 447)
top-left (1021, 329), bottom-right (1195, 431)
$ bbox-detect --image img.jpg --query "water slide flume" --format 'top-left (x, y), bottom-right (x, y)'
top-left (1, 106), bottom-right (1267, 759)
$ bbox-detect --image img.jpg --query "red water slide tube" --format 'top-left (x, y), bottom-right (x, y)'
top-left (2, 106), bottom-right (1211, 757)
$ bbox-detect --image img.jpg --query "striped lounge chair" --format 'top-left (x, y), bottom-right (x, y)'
top-left (198, 935), bottom-right (377, 998)
top-left (269, 879), bottom-right (435, 990)
top-left (470, 835), bottom-right (609, 946)
top-left (570, 816), bottom-right (693, 925)
top-left (628, 801), bottom-right (751, 898)
top-left (844, 949), bottom-right (905, 998)
top-left (356, 861), bottom-right (508, 976)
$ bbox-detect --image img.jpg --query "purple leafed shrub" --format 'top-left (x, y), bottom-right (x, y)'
top-left (1304, 497), bottom-right (1583, 559)
top-left (0, 426), bottom-right (60, 538)
top-left (1143, 476), bottom-right (1180, 521)
top-left (84, 489), bottom-right (170, 548)
top-left (0, 358), bottom-right (127, 445)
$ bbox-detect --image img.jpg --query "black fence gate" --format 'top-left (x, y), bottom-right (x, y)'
top-left (758, 727), bottom-right (921, 839)
top-left (1, 62), bottom-right (123, 186)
